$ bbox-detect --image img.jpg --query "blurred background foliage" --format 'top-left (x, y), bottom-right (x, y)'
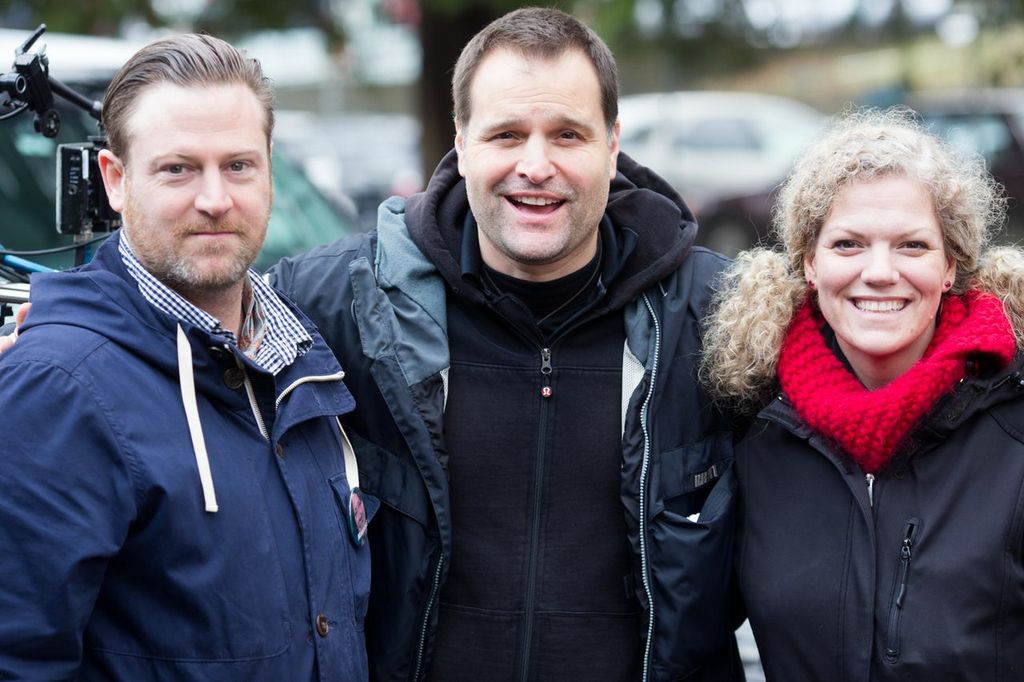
top-left (6, 0), bottom-right (1024, 170)
top-left (6, 0), bottom-right (1024, 267)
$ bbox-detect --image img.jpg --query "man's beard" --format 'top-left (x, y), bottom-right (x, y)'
top-left (161, 229), bottom-right (258, 293)
top-left (123, 198), bottom-right (267, 295)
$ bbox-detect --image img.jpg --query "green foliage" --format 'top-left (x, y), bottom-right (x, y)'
top-left (12, 0), bottom-right (149, 34)
top-left (587, 0), bottom-right (637, 45)
top-left (421, 0), bottom-right (534, 20)
top-left (4, 0), bottom-right (342, 42)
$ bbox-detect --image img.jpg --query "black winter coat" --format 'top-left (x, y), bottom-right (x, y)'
top-left (736, 359), bottom-right (1024, 681)
top-left (271, 152), bottom-right (742, 681)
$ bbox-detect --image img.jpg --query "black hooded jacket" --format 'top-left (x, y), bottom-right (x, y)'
top-left (270, 151), bottom-right (742, 681)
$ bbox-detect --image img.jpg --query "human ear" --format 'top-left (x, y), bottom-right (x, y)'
top-left (97, 149), bottom-right (126, 213)
top-left (607, 119), bottom-right (621, 181)
top-left (454, 124), bottom-right (467, 178)
top-left (804, 252), bottom-right (817, 287)
top-left (943, 258), bottom-right (957, 290)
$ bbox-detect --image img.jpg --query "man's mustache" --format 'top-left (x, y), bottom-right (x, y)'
top-left (494, 181), bottom-right (576, 201)
top-left (177, 222), bottom-right (251, 237)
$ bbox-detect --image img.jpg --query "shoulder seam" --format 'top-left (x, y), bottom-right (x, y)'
top-left (3, 356), bottom-right (146, 513)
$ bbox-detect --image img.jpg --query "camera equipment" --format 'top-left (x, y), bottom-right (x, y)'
top-left (0, 24), bottom-right (121, 252)
top-left (57, 138), bottom-right (120, 237)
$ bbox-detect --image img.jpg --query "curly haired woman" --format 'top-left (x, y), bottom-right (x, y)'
top-left (702, 108), bottom-right (1024, 680)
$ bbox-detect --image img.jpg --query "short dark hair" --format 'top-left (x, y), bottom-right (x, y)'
top-left (102, 33), bottom-right (274, 161)
top-left (451, 7), bottom-right (619, 132)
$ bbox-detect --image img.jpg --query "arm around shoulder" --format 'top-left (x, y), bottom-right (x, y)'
top-left (266, 232), bottom-right (375, 307)
top-left (0, 303), bottom-right (30, 353)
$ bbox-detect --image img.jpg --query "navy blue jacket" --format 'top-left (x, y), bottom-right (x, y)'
top-left (0, 233), bottom-right (372, 681)
top-left (271, 152), bottom-right (741, 681)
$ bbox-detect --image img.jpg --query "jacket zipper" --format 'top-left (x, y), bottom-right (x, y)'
top-left (412, 554), bottom-right (445, 681)
top-left (426, 305), bottom-right (595, 680)
top-left (540, 347), bottom-right (553, 398)
top-left (866, 473), bottom-right (875, 507)
top-left (426, 299), bottom-right (573, 680)
top-left (239, 361), bottom-right (270, 441)
top-left (519, 347), bottom-right (555, 681)
top-left (884, 518), bottom-right (919, 663)
top-left (639, 293), bottom-right (661, 682)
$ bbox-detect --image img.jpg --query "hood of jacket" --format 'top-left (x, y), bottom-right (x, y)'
top-left (404, 149), bottom-right (698, 311)
top-left (22, 231), bottom-right (271, 391)
top-left (23, 230), bottom-right (340, 384)
top-left (23, 231), bottom-right (208, 373)
top-left (20, 231), bottom-right (352, 511)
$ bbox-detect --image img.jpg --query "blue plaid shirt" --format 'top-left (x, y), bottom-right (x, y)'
top-left (119, 234), bottom-right (312, 375)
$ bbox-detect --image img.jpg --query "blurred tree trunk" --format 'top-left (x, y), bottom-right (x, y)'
top-left (417, 3), bottom-right (498, 180)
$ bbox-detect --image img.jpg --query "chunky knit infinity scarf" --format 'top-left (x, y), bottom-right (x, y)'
top-left (777, 292), bottom-right (1016, 474)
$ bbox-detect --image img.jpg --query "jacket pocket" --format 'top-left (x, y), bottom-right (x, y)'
top-left (884, 518), bottom-right (920, 664)
top-left (348, 428), bottom-right (432, 528)
top-left (646, 432), bottom-right (738, 677)
top-left (329, 472), bottom-right (380, 627)
top-left (652, 430), bottom-right (733, 521)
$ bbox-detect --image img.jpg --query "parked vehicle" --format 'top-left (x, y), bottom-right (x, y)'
top-left (273, 110), bottom-right (423, 231)
top-left (694, 186), bottom-right (780, 257)
top-left (617, 90), bottom-right (825, 254)
top-left (697, 89), bottom-right (1024, 257)
top-left (909, 88), bottom-right (1024, 244)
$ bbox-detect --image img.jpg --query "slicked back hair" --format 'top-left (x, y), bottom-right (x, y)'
top-left (102, 33), bottom-right (273, 162)
top-left (451, 7), bottom-right (619, 133)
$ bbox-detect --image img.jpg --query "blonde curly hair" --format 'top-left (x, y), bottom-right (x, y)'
top-left (701, 107), bottom-right (1024, 413)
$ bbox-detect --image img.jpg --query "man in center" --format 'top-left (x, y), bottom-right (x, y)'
top-left (271, 8), bottom-right (741, 680)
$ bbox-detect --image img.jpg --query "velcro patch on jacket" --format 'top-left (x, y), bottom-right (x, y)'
top-left (693, 464), bottom-right (719, 489)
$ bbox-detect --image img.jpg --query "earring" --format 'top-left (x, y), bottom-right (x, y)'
top-left (807, 280), bottom-right (815, 290)
top-left (943, 280), bottom-right (952, 290)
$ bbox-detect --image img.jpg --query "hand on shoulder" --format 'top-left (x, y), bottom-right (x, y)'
top-left (0, 303), bottom-right (30, 353)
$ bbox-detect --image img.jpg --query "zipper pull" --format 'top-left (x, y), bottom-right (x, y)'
top-left (885, 518), bottom-right (919, 662)
top-left (865, 473), bottom-right (875, 508)
top-left (540, 347), bottom-right (553, 398)
top-left (895, 520), bottom-right (918, 608)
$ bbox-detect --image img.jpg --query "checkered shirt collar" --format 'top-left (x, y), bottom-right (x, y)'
top-left (119, 233), bottom-right (312, 375)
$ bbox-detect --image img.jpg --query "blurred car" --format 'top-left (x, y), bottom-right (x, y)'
top-left (908, 88), bottom-right (1024, 244)
top-left (0, 28), bottom-right (357, 274)
top-left (697, 89), bottom-right (1024, 258)
top-left (274, 111), bottom-right (423, 231)
top-left (618, 90), bottom-right (824, 253)
top-left (693, 186), bottom-right (781, 257)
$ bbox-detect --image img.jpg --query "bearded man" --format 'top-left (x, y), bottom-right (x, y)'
top-left (0, 34), bottom-right (371, 681)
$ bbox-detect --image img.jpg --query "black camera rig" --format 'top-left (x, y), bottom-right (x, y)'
top-left (0, 24), bottom-right (122, 316)
top-left (0, 25), bottom-right (121, 242)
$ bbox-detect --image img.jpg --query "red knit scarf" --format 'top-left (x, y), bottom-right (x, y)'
top-left (777, 292), bottom-right (1016, 473)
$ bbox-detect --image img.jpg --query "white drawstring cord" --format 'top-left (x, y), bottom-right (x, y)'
top-left (177, 324), bottom-right (219, 513)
